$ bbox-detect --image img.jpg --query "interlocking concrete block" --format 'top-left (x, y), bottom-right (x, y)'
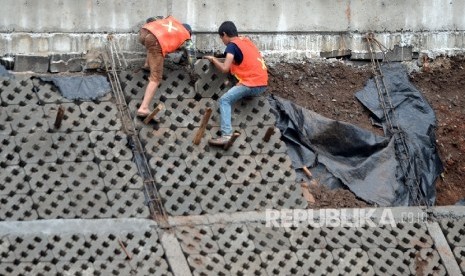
top-left (69, 190), bottom-right (111, 219)
top-left (256, 154), bottom-right (296, 184)
top-left (229, 184), bottom-right (274, 212)
top-left (332, 248), bottom-right (375, 275)
top-left (223, 251), bottom-right (267, 276)
top-left (159, 69), bottom-right (196, 99)
top-left (90, 131), bottom-right (133, 161)
top-left (323, 226), bottom-right (363, 250)
top-left (195, 184), bottom-right (238, 214)
top-left (185, 154), bottom-right (227, 187)
top-left (266, 182), bottom-right (307, 209)
top-left (15, 130), bottom-right (57, 163)
top-left (211, 223), bottom-right (255, 253)
top-left (2, 262), bottom-right (57, 276)
top-left (61, 162), bottom-right (105, 191)
top-left (187, 253), bottom-right (230, 276)
top-left (164, 99), bottom-right (196, 128)
top-left (288, 223), bottom-right (328, 250)
top-left (175, 225), bottom-right (219, 255)
top-left (0, 236), bottom-right (16, 262)
top-left (118, 70), bottom-right (148, 100)
top-left (43, 103), bottom-right (86, 132)
top-left (107, 190), bottom-right (149, 218)
top-left (6, 105), bottom-right (47, 133)
top-left (296, 249), bottom-right (339, 276)
top-left (55, 260), bottom-right (95, 276)
top-left (24, 163), bottom-right (66, 192)
top-left (221, 155), bottom-right (261, 185)
top-left (440, 219), bottom-right (465, 247)
top-left (392, 222), bottom-right (433, 250)
top-left (453, 247), bottom-right (465, 274)
top-left (49, 233), bottom-right (90, 261)
top-left (404, 248), bottom-right (447, 275)
top-left (367, 248), bottom-right (411, 275)
top-left (159, 186), bottom-right (202, 216)
top-left (247, 223), bottom-right (292, 252)
top-left (0, 165), bottom-right (27, 195)
top-left (149, 156), bottom-right (191, 187)
top-left (99, 160), bottom-right (143, 190)
top-left (0, 109), bottom-right (12, 135)
top-left (32, 192), bottom-right (75, 219)
top-left (0, 78), bottom-right (37, 105)
top-left (260, 250), bottom-right (302, 276)
top-left (80, 101), bottom-right (121, 131)
top-left (357, 224), bottom-right (398, 249)
top-left (7, 234), bottom-right (54, 262)
top-left (14, 54), bottom-right (49, 73)
top-left (0, 194), bottom-right (38, 221)
top-left (52, 132), bottom-right (95, 162)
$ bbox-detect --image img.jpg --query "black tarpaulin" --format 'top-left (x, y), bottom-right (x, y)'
top-left (269, 63), bottom-right (443, 207)
top-left (39, 75), bottom-right (111, 100)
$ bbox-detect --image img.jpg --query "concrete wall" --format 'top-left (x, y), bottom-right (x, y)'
top-left (0, 0), bottom-right (464, 60)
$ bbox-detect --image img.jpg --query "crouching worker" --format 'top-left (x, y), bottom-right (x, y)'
top-left (203, 21), bottom-right (268, 146)
top-left (137, 16), bottom-right (195, 117)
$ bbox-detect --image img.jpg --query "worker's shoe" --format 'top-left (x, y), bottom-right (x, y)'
top-left (208, 135), bottom-right (231, 146)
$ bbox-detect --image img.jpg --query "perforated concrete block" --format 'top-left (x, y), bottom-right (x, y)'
top-left (175, 225), bottom-right (219, 255)
top-left (159, 186), bottom-right (202, 216)
top-left (32, 191), bottom-right (75, 219)
top-left (107, 189), bottom-right (149, 218)
top-left (61, 162), bottom-right (105, 191)
top-left (0, 165), bottom-right (27, 195)
top-left (90, 131), bottom-right (133, 161)
top-left (0, 134), bottom-right (20, 165)
top-left (99, 160), bottom-right (143, 190)
top-left (15, 130), bottom-right (57, 163)
top-left (440, 219), bottom-right (465, 247)
top-left (332, 248), bottom-right (375, 275)
top-left (80, 101), bottom-right (121, 131)
top-left (0, 194), bottom-right (38, 221)
top-left (6, 105), bottom-right (48, 133)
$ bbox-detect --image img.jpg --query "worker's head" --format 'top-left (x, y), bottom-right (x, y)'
top-left (146, 16), bottom-right (163, 23)
top-left (182, 23), bottom-right (192, 37)
top-left (218, 21), bottom-right (238, 38)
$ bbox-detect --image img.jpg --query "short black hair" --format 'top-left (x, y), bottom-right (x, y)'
top-left (183, 23), bottom-right (192, 36)
top-left (218, 21), bottom-right (238, 37)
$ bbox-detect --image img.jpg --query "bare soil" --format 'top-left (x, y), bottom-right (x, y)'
top-left (266, 56), bottom-right (465, 207)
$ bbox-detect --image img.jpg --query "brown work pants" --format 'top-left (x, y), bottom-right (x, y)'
top-left (144, 34), bottom-right (164, 83)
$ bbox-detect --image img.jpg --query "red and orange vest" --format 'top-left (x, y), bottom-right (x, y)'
top-left (143, 16), bottom-right (190, 57)
top-left (230, 37), bottom-right (268, 87)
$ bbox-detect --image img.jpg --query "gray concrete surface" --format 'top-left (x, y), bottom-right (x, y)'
top-left (0, 0), bottom-right (464, 60)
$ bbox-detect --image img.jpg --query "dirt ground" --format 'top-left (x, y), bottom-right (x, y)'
top-left (266, 56), bottom-right (465, 207)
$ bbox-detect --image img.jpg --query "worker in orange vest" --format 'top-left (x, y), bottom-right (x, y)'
top-left (137, 16), bottom-right (195, 117)
top-left (204, 21), bottom-right (268, 146)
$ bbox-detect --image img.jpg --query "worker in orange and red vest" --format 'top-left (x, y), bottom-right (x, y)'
top-left (137, 16), bottom-right (195, 117)
top-left (204, 21), bottom-right (268, 146)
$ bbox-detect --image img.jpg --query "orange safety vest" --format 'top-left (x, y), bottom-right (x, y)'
top-left (142, 16), bottom-right (190, 57)
top-left (230, 37), bottom-right (268, 87)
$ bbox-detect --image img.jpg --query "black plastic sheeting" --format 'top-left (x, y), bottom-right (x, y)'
top-left (269, 63), bottom-right (443, 207)
top-left (39, 75), bottom-right (111, 100)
